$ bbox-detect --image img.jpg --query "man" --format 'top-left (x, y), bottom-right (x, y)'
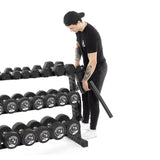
top-left (64, 11), bottom-right (107, 139)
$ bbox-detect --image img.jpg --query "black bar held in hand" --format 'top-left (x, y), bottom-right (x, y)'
top-left (89, 81), bottom-right (113, 118)
top-left (75, 65), bottom-right (113, 118)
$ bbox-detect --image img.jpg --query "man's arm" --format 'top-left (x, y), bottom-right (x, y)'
top-left (82, 52), bottom-right (97, 91)
top-left (75, 42), bottom-right (81, 68)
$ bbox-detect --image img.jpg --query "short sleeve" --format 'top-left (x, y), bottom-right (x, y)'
top-left (86, 34), bottom-right (98, 53)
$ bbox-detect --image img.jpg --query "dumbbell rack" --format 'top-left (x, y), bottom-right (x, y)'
top-left (0, 62), bottom-right (88, 150)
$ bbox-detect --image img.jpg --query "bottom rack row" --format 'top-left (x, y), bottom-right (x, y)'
top-left (0, 114), bottom-right (88, 149)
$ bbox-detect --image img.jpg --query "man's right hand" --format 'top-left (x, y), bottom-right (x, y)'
top-left (75, 61), bottom-right (80, 68)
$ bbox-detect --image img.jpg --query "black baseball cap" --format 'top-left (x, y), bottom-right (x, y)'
top-left (64, 11), bottom-right (85, 26)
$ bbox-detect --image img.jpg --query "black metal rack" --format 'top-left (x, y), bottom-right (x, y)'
top-left (0, 62), bottom-right (88, 150)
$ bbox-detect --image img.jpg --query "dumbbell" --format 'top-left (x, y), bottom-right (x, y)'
top-left (43, 61), bottom-right (54, 76)
top-left (0, 72), bottom-right (11, 80)
top-left (64, 64), bottom-right (76, 76)
top-left (59, 88), bottom-right (80, 105)
top-left (43, 61), bottom-right (65, 76)
top-left (11, 93), bottom-right (31, 112)
top-left (22, 66), bottom-right (40, 78)
top-left (32, 65), bottom-right (52, 77)
top-left (65, 119), bottom-right (80, 137)
top-left (55, 114), bottom-right (70, 124)
top-left (12, 122), bottom-right (36, 146)
top-left (4, 68), bottom-right (21, 79)
top-left (27, 120), bottom-right (51, 143)
top-left (55, 114), bottom-right (80, 137)
top-left (47, 89), bottom-right (68, 106)
top-left (14, 67), bottom-right (30, 79)
top-left (0, 95), bottom-right (18, 114)
top-left (40, 116), bottom-right (66, 140)
top-left (36, 90), bottom-right (57, 108)
top-left (0, 125), bottom-right (20, 149)
top-left (24, 92), bottom-right (44, 110)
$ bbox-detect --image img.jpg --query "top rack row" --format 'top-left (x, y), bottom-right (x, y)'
top-left (0, 61), bottom-right (76, 81)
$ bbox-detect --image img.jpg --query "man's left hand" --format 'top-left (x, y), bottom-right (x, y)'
top-left (82, 80), bottom-right (91, 91)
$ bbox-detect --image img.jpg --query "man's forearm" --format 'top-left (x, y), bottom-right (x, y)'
top-left (75, 47), bottom-right (81, 67)
top-left (75, 47), bottom-right (81, 61)
top-left (82, 61), bottom-right (97, 81)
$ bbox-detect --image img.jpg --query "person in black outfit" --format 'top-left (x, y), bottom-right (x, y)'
top-left (64, 11), bottom-right (107, 139)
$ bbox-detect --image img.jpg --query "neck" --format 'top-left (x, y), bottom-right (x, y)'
top-left (80, 22), bottom-right (87, 32)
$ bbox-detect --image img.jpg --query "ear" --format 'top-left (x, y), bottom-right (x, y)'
top-left (77, 20), bottom-right (81, 25)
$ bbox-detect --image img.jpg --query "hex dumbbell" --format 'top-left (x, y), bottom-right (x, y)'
top-left (4, 68), bottom-right (21, 79)
top-left (14, 67), bottom-right (30, 79)
top-left (11, 93), bottom-right (31, 112)
top-left (0, 125), bottom-right (20, 149)
top-left (32, 65), bottom-right (51, 77)
top-left (64, 64), bottom-right (76, 76)
top-left (27, 120), bottom-right (51, 143)
top-left (0, 95), bottom-right (18, 114)
top-left (12, 122), bottom-right (36, 146)
top-left (43, 61), bottom-right (54, 76)
top-left (43, 61), bottom-right (65, 76)
top-left (0, 72), bottom-right (11, 80)
top-left (36, 90), bottom-right (57, 108)
top-left (22, 66), bottom-right (40, 78)
top-left (40, 116), bottom-right (66, 140)
top-left (24, 92), bottom-right (44, 110)
top-left (47, 89), bottom-right (68, 106)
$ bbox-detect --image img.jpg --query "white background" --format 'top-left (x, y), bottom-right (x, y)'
top-left (0, 0), bottom-right (160, 159)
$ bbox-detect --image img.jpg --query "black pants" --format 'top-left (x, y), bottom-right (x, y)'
top-left (82, 62), bottom-right (107, 130)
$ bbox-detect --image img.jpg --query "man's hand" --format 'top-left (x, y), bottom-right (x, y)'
top-left (82, 79), bottom-right (90, 91)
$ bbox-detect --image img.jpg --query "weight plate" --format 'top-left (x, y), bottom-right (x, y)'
top-left (47, 89), bottom-right (58, 95)
top-left (21, 129), bottom-right (36, 146)
top-left (58, 88), bottom-right (69, 94)
top-left (4, 131), bottom-right (20, 149)
top-left (66, 120), bottom-right (80, 136)
top-left (24, 92), bottom-right (35, 98)
top-left (0, 125), bottom-right (11, 135)
top-left (4, 99), bottom-right (18, 113)
top-left (36, 90), bottom-right (47, 97)
top-left (11, 93), bottom-right (23, 100)
top-left (18, 97), bottom-right (31, 111)
top-left (55, 114), bottom-right (70, 123)
top-left (37, 126), bottom-right (51, 143)
top-left (0, 95), bottom-right (10, 101)
top-left (57, 93), bottom-right (68, 106)
top-left (40, 116), bottom-right (57, 126)
top-left (43, 61), bottom-right (54, 69)
top-left (4, 68), bottom-right (13, 74)
top-left (68, 92), bottom-right (80, 104)
top-left (12, 122), bottom-right (28, 132)
top-left (3, 99), bottom-right (17, 113)
top-left (51, 122), bottom-right (66, 140)
top-left (44, 94), bottom-right (57, 108)
top-left (32, 65), bottom-right (42, 70)
top-left (22, 67), bottom-right (30, 71)
top-left (27, 120), bottom-right (41, 129)
top-left (32, 96), bottom-right (44, 110)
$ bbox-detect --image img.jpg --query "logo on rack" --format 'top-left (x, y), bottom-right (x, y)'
top-left (82, 40), bottom-right (85, 47)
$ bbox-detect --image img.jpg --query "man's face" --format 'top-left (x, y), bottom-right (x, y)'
top-left (67, 23), bottom-right (79, 33)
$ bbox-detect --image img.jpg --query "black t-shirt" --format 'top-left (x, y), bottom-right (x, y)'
top-left (76, 23), bottom-right (106, 69)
